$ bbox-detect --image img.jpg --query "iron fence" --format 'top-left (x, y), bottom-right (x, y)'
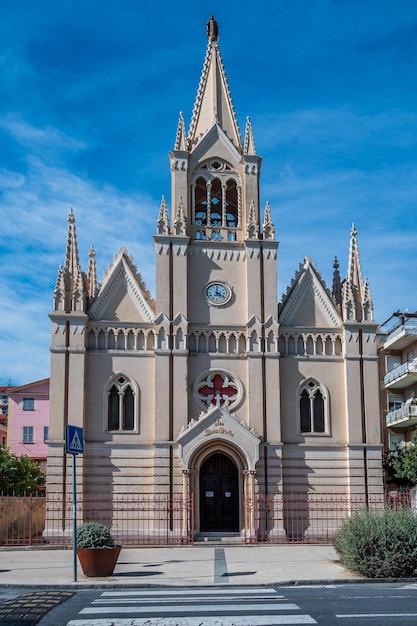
top-left (244, 492), bottom-right (412, 544)
top-left (0, 491), bottom-right (411, 546)
top-left (0, 493), bottom-right (194, 546)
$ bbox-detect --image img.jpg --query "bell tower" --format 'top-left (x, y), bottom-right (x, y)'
top-left (153, 17), bottom-right (281, 493)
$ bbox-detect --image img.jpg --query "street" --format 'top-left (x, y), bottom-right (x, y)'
top-left (17, 582), bottom-right (417, 625)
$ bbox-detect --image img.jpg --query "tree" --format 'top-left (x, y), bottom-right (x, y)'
top-left (0, 447), bottom-right (45, 495)
top-left (384, 443), bottom-right (417, 488)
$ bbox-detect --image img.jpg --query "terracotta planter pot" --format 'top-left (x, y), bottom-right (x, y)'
top-left (77, 546), bottom-right (121, 577)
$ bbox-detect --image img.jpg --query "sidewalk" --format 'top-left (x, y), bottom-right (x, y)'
top-left (0, 544), bottom-right (361, 587)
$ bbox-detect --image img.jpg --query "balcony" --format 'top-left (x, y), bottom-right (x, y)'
top-left (384, 359), bottom-right (417, 388)
top-left (386, 401), bottom-right (417, 428)
top-left (381, 313), bottom-right (417, 351)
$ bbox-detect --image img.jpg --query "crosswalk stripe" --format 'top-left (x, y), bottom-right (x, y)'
top-left (93, 596), bottom-right (284, 604)
top-left (68, 616), bottom-right (317, 625)
top-left (100, 588), bottom-right (277, 596)
top-left (80, 602), bottom-right (301, 614)
top-left (337, 613), bottom-right (417, 619)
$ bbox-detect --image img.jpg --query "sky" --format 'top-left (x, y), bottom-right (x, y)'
top-left (1, 0), bottom-right (417, 386)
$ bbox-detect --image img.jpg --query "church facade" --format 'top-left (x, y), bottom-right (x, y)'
top-left (46, 18), bottom-right (383, 539)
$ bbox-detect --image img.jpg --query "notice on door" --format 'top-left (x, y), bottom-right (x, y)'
top-left (205, 491), bottom-right (214, 498)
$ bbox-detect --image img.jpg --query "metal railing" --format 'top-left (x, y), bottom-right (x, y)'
top-left (0, 491), bottom-right (411, 547)
top-left (384, 359), bottom-right (417, 385)
top-left (244, 492), bottom-right (411, 544)
top-left (386, 403), bottom-right (417, 425)
top-left (0, 493), bottom-right (194, 546)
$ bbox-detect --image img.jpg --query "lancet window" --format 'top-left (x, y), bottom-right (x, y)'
top-left (191, 160), bottom-right (240, 239)
top-left (106, 375), bottom-right (138, 432)
top-left (297, 378), bottom-right (329, 435)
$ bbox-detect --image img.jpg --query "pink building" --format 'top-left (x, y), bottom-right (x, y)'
top-left (7, 379), bottom-right (50, 472)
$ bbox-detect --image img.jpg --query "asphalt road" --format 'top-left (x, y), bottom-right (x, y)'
top-left (2, 583), bottom-right (417, 625)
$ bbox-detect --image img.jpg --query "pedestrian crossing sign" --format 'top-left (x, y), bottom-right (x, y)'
top-left (66, 425), bottom-right (84, 454)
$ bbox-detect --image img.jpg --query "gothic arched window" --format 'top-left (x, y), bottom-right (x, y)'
top-left (297, 379), bottom-right (329, 435)
top-left (195, 177), bottom-right (208, 226)
top-left (225, 179), bottom-right (238, 227)
top-left (191, 160), bottom-right (240, 233)
top-left (106, 375), bottom-right (138, 432)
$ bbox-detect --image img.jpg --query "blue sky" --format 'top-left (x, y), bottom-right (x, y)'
top-left (1, 0), bottom-right (417, 385)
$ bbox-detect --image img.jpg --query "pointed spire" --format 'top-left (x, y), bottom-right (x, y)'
top-left (53, 265), bottom-right (66, 311)
top-left (65, 208), bottom-right (80, 278)
top-left (174, 111), bottom-right (187, 151)
top-left (188, 17), bottom-right (241, 151)
top-left (332, 256), bottom-right (342, 308)
top-left (72, 265), bottom-right (86, 312)
top-left (341, 224), bottom-right (374, 322)
top-left (347, 223), bottom-right (363, 292)
top-left (262, 201), bottom-right (275, 240)
top-left (173, 196), bottom-right (187, 236)
top-left (53, 209), bottom-right (88, 313)
top-left (157, 195), bottom-right (171, 235)
top-left (244, 117), bottom-right (256, 155)
top-left (87, 245), bottom-right (97, 299)
top-left (362, 277), bottom-right (374, 322)
top-left (246, 200), bottom-right (259, 239)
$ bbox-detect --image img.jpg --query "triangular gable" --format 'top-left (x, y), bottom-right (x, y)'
top-left (280, 257), bottom-right (342, 328)
top-left (177, 406), bottom-right (260, 470)
top-left (88, 249), bottom-right (154, 323)
top-left (190, 123), bottom-right (241, 168)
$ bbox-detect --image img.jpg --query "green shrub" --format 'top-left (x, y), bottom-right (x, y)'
top-left (76, 522), bottom-right (115, 548)
top-left (334, 508), bottom-right (417, 578)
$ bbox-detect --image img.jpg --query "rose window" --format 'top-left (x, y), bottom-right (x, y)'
top-left (195, 371), bottom-right (242, 409)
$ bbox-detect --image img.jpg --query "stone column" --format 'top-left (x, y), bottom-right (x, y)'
top-left (182, 469), bottom-right (192, 540)
top-left (243, 469), bottom-right (257, 541)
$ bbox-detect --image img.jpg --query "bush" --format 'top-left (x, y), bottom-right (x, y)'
top-left (0, 448), bottom-right (45, 495)
top-left (334, 508), bottom-right (417, 578)
top-left (384, 444), bottom-right (417, 488)
top-left (76, 522), bottom-right (115, 548)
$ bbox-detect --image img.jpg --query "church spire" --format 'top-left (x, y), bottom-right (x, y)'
top-left (188, 17), bottom-right (242, 151)
top-left (87, 245), bottom-right (97, 300)
top-left (53, 209), bottom-right (88, 313)
top-left (174, 111), bottom-right (187, 151)
top-left (157, 195), bottom-right (170, 235)
top-left (65, 208), bottom-right (80, 278)
top-left (244, 117), bottom-right (256, 156)
top-left (173, 196), bottom-right (187, 236)
top-left (262, 201), bottom-right (275, 240)
top-left (332, 256), bottom-right (342, 308)
top-left (341, 223), bottom-right (374, 322)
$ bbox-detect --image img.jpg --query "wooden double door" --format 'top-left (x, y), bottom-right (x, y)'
top-left (199, 452), bottom-right (239, 532)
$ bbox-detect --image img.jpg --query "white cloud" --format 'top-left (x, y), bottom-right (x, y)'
top-left (0, 114), bottom-right (88, 152)
top-left (0, 122), bottom-right (158, 384)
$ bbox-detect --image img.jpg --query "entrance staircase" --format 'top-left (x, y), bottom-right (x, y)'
top-left (194, 532), bottom-right (244, 545)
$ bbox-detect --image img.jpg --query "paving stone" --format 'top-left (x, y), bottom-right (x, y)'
top-left (0, 590), bottom-right (74, 625)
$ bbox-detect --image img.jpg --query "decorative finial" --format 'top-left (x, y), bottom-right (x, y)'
top-left (89, 244), bottom-right (96, 259)
top-left (350, 222), bottom-right (357, 237)
top-left (333, 256), bottom-right (339, 270)
top-left (68, 208), bottom-right (75, 224)
top-left (207, 16), bottom-right (219, 42)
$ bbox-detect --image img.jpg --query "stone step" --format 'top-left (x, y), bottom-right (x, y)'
top-left (194, 532), bottom-right (244, 544)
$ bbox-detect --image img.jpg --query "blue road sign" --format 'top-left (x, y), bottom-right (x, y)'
top-left (66, 425), bottom-right (84, 455)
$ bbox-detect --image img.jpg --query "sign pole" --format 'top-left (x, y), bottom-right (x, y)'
top-left (65, 425), bottom-right (84, 583)
top-left (72, 452), bottom-right (77, 582)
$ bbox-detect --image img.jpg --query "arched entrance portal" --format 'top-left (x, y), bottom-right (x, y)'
top-left (199, 452), bottom-right (239, 531)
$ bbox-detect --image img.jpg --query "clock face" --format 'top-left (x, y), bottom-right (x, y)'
top-left (206, 282), bottom-right (230, 304)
